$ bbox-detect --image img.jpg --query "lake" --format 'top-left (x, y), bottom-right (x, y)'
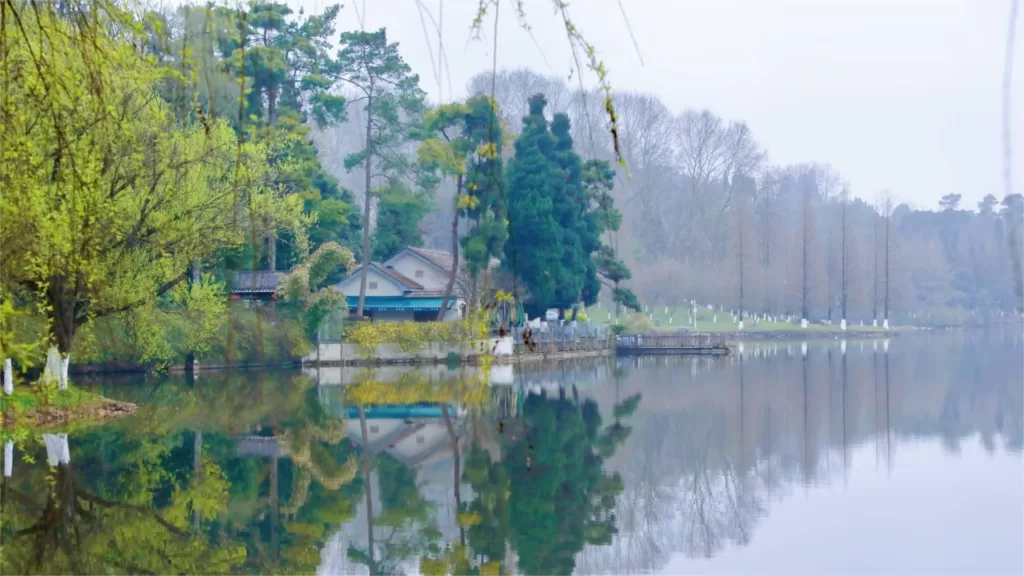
top-left (1, 330), bottom-right (1021, 575)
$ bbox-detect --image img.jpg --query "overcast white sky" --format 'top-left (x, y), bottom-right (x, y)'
top-left (221, 0), bottom-right (1024, 210)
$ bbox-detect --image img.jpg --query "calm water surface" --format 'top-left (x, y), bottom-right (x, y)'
top-left (1, 330), bottom-right (1021, 575)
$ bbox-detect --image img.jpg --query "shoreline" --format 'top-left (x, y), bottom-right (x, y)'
top-left (2, 395), bottom-right (137, 431)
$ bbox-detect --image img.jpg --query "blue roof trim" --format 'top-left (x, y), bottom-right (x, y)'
top-left (344, 296), bottom-right (453, 311)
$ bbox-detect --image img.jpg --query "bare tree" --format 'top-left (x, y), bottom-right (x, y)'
top-left (879, 191), bottom-right (895, 325)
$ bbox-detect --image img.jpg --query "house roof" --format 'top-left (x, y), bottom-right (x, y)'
top-left (403, 247), bottom-right (462, 274)
top-left (394, 247), bottom-right (501, 274)
top-left (231, 271), bottom-right (285, 294)
top-left (342, 262), bottom-right (424, 292)
top-left (375, 263), bottom-right (425, 290)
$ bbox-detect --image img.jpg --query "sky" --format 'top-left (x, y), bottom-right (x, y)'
top-left (182, 0), bottom-right (1024, 210)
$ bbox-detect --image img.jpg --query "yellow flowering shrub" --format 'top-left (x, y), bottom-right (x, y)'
top-left (345, 314), bottom-right (489, 358)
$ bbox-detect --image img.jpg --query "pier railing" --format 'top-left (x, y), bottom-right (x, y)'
top-left (615, 332), bottom-right (730, 355)
top-left (510, 325), bottom-right (613, 354)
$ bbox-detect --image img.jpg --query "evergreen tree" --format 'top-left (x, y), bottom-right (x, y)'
top-left (372, 186), bottom-right (431, 262)
top-left (504, 95), bottom-right (563, 316)
top-left (335, 28), bottom-right (427, 316)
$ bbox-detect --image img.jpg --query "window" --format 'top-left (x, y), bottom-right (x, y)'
top-left (415, 269), bottom-right (424, 278)
top-left (368, 281), bottom-right (377, 289)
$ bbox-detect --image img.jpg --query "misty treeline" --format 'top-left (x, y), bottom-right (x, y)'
top-left (455, 70), bottom-right (1023, 326)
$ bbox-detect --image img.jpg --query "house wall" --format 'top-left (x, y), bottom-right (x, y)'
top-left (391, 421), bottom-right (449, 464)
top-left (386, 252), bottom-right (450, 292)
top-left (345, 419), bottom-right (405, 447)
top-left (373, 311), bottom-right (415, 322)
top-left (336, 267), bottom-right (404, 297)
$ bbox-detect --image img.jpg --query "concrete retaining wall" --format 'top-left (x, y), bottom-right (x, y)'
top-left (303, 336), bottom-right (515, 367)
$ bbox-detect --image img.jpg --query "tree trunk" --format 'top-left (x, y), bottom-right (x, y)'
top-left (186, 260), bottom-right (201, 374)
top-left (841, 198), bottom-right (848, 320)
top-left (437, 174), bottom-right (463, 322)
top-left (801, 190), bottom-right (810, 321)
top-left (47, 289), bottom-right (75, 390)
top-left (356, 95), bottom-right (374, 318)
top-left (884, 213), bottom-right (891, 322)
top-left (441, 405), bottom-right (465, 547)
top-left (873, 215), bottom-right (879, 321)
top-left (737, 195), bottom-right (745, 318)
top-left (359, 406), bottom-right (376, 573)
top-left (270, 453), bottom-right (279, 560)
top-left (267, 84), bottom-right (279, 126)
top-left (193, 431), bottom-right (202, 532)
top-left (267, 232), bottom-right (277, 271)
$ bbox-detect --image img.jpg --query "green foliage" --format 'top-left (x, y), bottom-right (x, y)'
top-left (505, 391), bottom-right (632, 574)
top-left (373, 185), bottom-right (432, 261)
top-left (613, 287), bottom-right (642, 313)
top-left (504, 95), bottom-right (624, 315)
top-left (0, 3), bottom-right (305, 361)
top-left (505, 95), bottom-right (562, 315)
top-left (278, 242), bottom-right (356, 339)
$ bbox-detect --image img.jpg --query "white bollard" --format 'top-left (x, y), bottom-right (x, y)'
top-left (3, 358), bottom-right (12, 395)
top-left (840, 319), bottom-right (847, 331)
top-left (801, 318), bottom-right (808, 329)
top-left (713, 313), bottom-right (717, 324)
top-left (882, 319), bottom-right (889, 330)
top-left (738, 321), bottom-right (744, 331)
top-left (872, 319), bottom-right (878, 327)
top-left (3, 440), bottom-right (12, 477)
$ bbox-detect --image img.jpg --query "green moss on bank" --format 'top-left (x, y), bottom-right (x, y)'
top-left (1, 386), bottom-right (136, 434)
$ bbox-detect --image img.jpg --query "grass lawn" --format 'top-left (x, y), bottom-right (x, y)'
top-left (586, 303), bottom-right (891, 333)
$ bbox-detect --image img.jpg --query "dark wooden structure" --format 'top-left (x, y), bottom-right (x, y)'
top-left (615, 332), bottom-right (731, 356)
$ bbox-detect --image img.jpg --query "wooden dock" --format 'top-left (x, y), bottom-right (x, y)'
top-left (615, 332), bottom-right (731, 356)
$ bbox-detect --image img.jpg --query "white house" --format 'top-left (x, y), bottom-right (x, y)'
top-left (336, 247), bottom-right (483, 322)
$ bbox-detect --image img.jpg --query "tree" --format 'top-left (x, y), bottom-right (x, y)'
top-left (418, 96), bottom-right (504, 319)
top-left (551, 113), bottom-right (602, 313)
top-left (939, 193), bottom-right (962, 212)
top-left (210, 1), bottom-right (353, 270)
top-left (978, 194), bottom-right (999, 215)
top-left (800, 170), bottom-right (819, 321)
top-left (879, 190), bottom-right (895, 324)
top-left (277, 242), bottom-right (355, 339)
top-left (504, 94), bottom-right (563, 316)
top-left (585, 160), bottom-right (639, 316)
top-left (334, 28), bottom-right (426, 317)
top-left (0, 4), bottom-right (303, 384)
top-left (372, 185), bottom-right (431, 262)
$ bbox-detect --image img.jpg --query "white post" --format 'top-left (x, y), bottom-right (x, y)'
top-left (3, 440), bottom-right (12, 477)
top-left (872, 319), bottom-right (878, 327)
top-left (800, 318), bottom-right (808, 329)
top-left (883, 339), bottom-right (890, 353)
top-left (801, 341), bottom-right (808, 356)
top-left (3, 358), bottom-right (12, 395)
top-left (737, 321), bottom-right (744, 331)
top-left (840, 319), bottom-right (847, 331)
top-left (840, 340), bottom-right (847, 355)
top-left (882, 319), bottom-right (889, 330)
top-left (43, 433), bottom-right (70, 467)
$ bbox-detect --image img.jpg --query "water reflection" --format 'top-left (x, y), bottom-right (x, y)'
top-left (0, 330), bottom-right (1020, 575)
